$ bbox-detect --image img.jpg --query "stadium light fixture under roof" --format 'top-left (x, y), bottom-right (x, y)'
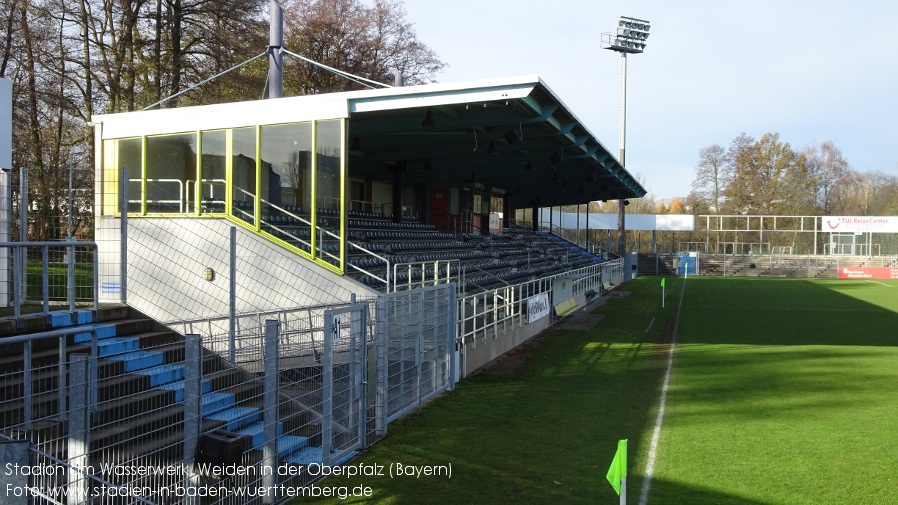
top-left (602, 16), bottom-right (651, 54)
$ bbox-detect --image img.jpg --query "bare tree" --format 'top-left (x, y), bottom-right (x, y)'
top-left (840, 170), bottom-right (898, 216)
top-left (804, 140), bottom-right (850, 215)
top-left (3, 0), bottom-right (448, 241)
top-left (282, 0), bottom-right (446, 94)
top-left (691, 143), bottom-right (727, 213)
top-left (721, 132), bottom-right (756, 214)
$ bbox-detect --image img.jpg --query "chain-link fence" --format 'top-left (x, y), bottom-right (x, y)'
top-left (1, 283), bottom-right (456, 505)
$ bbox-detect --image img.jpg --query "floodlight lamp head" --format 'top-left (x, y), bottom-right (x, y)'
top-left (604, 15), bottom-right (651, 54)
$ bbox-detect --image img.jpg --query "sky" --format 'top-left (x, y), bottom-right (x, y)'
top-left (396, 0), bottom-right (898, 200)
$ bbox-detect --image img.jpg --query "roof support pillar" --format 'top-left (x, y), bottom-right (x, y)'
top-left (392, 165), bottom-right (404, 223)
top-left (502, 197), bottom-right (511, 231)
top-left (531, 203), bottom-right (538, 232)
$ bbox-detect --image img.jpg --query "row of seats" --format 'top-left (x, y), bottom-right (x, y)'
top-left (384, 241), bottom-right (477, 254)
top-left (320, 207), bottom-right (419, 222)
top-left (351, 230), bottom-right (455, 242)
top-left (348, 219), bottom-right (435, 230)
top-left (342, 222), bottom-right (609, 293)
top-left (390, 251), bottom-right (496, 263)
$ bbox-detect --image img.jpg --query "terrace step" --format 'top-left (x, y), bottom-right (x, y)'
top-left (205, 406), bottom-right (261, 432)
top-left (236, 420), bottom-right (286, 449)
top-left (1, 307), bottom-right (334, 497)
top-left (157, 378), bottom-right (214, 401)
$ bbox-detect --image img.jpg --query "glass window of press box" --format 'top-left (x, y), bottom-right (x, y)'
top-left (101, 119), bottom-right (346, 273)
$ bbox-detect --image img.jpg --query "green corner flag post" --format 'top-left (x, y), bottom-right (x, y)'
top-left (661, 278), bottom-right (666, 308)
top-left (606, 439), bottom-right (628, 504)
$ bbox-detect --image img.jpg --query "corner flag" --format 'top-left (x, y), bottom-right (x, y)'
top-left (660, 278), bottom-right (665, 288)
top-left (606, 439), bottom-right (628, 496)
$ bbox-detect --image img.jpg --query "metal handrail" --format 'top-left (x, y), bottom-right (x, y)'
top-left (392, 259), bottom-right (459, 292)
top-left (129, 178), bottom-right (186, 213)
top-left (347, 242), bottom-right (391, 290)
top-left (455, 258), bottom-right (621, 353)
top-left (186, 177), bottom-right (228, 211)
top-left (463, 264), bottom-right (510, 292)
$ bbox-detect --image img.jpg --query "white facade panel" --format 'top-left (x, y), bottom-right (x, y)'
top-left (349, 85), bottom-right (536, 113)
top-left (98, 217), bottom-right (375, 324)
top-left (655, 214), bottom-right (695, 231)
top-left (94, 96), bottom-right (349, 139)
top-left (540, 209), bottom-right (695, 231)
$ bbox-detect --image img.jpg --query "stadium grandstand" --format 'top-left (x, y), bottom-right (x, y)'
top-left (0, 75), bottom-right (646, 504)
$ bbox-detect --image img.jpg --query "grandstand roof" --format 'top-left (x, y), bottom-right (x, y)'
top-left (93, 75), bottom-right (646, 207)
top-left (346, 75), bottom-right (646, 206)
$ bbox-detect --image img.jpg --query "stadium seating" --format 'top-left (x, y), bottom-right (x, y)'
top-left (344, 218), bottom-right (606, 293)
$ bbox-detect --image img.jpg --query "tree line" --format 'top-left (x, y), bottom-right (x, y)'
top-left (686, 132), bottom-right (898, 217)
top-left (558, 132), bottom-right (897, 220)
top-left (0, 0), bottom-right (444, 240)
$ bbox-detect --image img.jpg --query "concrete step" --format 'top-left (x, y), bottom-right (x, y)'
top-left (201, 392), bottom-right (235, 416)
top-left (132, 363), bottom-right (187, 388)
top-left (235, 421), bottom-right (286, 449)
top-left (92, 405), bottom-right (185, 449)
top-left (94, 388), bottom-right (179, 426)
top-left (88, 418), bottom-right (223, 467)
top-left (103, 350), bottom-right (165, 373)
top-left (158, 378), bottom-right (213, 401)
top-left (205, 406), bottom-right (261, 432)
top-left (96, 336), bottom-right (141, 356)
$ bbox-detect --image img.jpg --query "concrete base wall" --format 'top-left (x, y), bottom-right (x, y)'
top-left (461, 313), bottom-right (553, 377)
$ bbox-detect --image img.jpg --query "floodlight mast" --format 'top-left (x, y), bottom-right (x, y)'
top-left (602, 15), bottom-right (650, 259)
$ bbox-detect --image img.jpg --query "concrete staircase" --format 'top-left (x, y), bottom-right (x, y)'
top-left (0, 306), bottom-right (341, 498)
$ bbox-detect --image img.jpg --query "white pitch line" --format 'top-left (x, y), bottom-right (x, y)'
top-left (865, 280), bottom-right (894, 287)
top-left (644, 316), bottom-right (655, 333)
top-left (638, 277), bottom-right (687, 505)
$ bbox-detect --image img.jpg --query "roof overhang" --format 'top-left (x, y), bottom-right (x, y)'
top-left (345, 75), bottom-right (645, 206)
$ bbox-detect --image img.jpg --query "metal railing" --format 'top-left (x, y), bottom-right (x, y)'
top-left (1, 241), bottom-right (99, 318)
top-left (391, 259), bottom-right (459, 292)
top-left (0, 324), bottom-right (161, 504)
top-left (1, 286), bottom-right (454, 505)
top-left (457, 259), bottom-right (622, 349)
top-left (347, 241), bottom-right (391, 289)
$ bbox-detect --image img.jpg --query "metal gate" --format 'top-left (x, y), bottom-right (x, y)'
top-left (377, 284), bottom-right (457, 425)
top-left (322, 302), bottom-right (368, 466)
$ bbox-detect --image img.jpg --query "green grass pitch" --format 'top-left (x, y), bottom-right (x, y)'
top-left (295, 276), bottom-right (898, 505)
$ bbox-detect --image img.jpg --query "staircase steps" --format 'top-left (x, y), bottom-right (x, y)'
top-left (1, 307), bottom-right (339, 495)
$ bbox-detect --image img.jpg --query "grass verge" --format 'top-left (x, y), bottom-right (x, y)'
top-left (295, 277), bottom-right (676, 504)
